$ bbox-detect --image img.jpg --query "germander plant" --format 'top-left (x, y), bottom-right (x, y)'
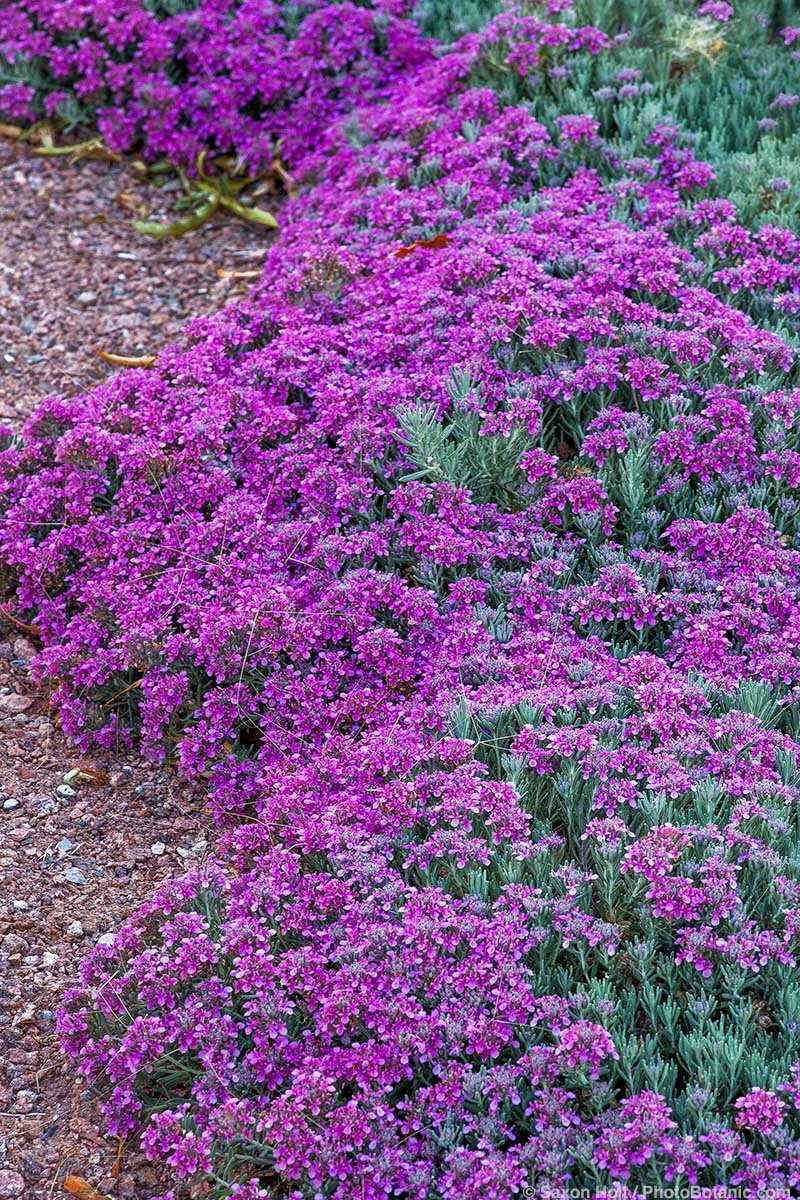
top-left (0, 0), bottom-right (431, 168)
top-left (2, 1), bottom-right (800, 1197)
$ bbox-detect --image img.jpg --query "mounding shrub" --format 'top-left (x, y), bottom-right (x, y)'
top-left (3, 1), bottom-right (800, 1197)
top-left (0, 0), bottom-right (432, 168)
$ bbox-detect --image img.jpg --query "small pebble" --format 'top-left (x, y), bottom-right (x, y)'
top-left (63, 866), bottom-right (87, 885)
top-left (10, 899), bottom-right (29, 912)
top-left (41, 951), bottom-right (59, 968)
top-left (150, 841), bottom-right (166, 856)
top-left (0, 1168), bottom-right (25, 1198)
top-left (56, 784), bottom-right (77, 799)
top-left (96, 932), bottom-right (115, 946)
top-left (66, 921), bottom-right (84, 938)
top-left (11, 1004), bottom-right (36, 1028)
top-left (56, 837), bottom-right (74, 854)
top-left (2, 799), bottom-right (19, 811)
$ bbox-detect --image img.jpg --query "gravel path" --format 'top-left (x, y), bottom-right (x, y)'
top-left (0, 137), bottom-right (277, 1199)
top-left (0, 137), bottom-right (271, 426)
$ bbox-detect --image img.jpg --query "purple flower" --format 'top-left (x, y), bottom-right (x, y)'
top-left (734, 1089), bottom-right (788, 1135)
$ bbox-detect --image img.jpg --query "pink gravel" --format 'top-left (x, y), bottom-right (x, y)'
top-left (0, 136), bottom-right (273, 425)
top-left (0, 136), bottom-right (278, 1198)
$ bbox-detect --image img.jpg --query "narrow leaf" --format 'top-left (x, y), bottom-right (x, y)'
top-left (219, 196), bottom-right (278, 227)
top-left (94, 350), bottom-right (158, 369)
top-left (132, 194), bottom-right (219, 239)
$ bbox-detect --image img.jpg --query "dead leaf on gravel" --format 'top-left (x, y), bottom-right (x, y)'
top-left (26, 120), bottom-right (56, 148)
top-left (63, 1177), bottom-right (112, 1200)
top-left (83, 766), bottom-right (111, 786)
top-left (35, 136), bottom-right (122, 163)
top-left (218, 194), bottom-right (278, 226)
top-left (133, 193), bottom-right (220, 239)
top-left (110, 1137), bottom-right (124, 1180)
top-left (216, 268), bottom-right (260, 281)
top-left (64, 765), bottom-right (110, 787)
top-left (0, 123), bottom-right (22, 140)
top-left (115, 190), bottom-right (149, 218)
top-left (94, 350), bottom-right (158, 369)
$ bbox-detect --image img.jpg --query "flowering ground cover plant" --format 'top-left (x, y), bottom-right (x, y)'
top-left (0, 0), bottom-right (432, 168)
top-left (4, 0), bottom-right (800, 1196)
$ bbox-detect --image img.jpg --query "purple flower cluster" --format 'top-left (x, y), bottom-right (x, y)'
top-left (3, 2), bottom-right (800, 1196)
top-left (0, 0), bottom-right (431, 168)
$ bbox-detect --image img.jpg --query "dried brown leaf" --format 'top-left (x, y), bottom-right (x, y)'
top-left (394, 232), bottom-right (451, 259)
top-left (110, 1137), bottom-right (124, 1181)
top-left (63, 1178), bottom-right (112, 1200)
top-left (94, 350), bottom-right (158, 369)
top-left (115, 190), bottom-right (149, 218)
top-left (0, 603), bottom-right (41, 636)
top-left (35, 136), bottom-right (121, 162)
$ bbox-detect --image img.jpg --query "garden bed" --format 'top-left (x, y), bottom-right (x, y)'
top-left (3, 1), bottom-right (800, 1197)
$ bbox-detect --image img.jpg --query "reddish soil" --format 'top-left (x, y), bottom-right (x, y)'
top-left (0, 137), bottom-right (277, 1200)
